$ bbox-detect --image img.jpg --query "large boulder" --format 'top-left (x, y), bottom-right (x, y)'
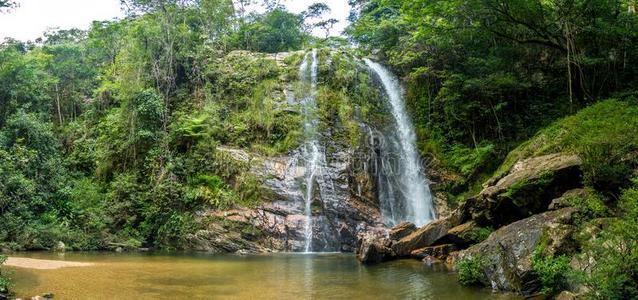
top-left (458, 153), bottom-right (583, 228)
top-left (356, 232), bottom-right (394, 264)
top-left (391, 218), bottom-right (454, 257)
top-left (456, 208), bottom-right (578, 294)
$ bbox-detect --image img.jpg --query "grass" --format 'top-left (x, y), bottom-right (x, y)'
top-left (493, 99), bottom-right (638, 183)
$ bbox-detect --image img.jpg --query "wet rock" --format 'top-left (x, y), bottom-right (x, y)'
top-left (388, 222), bottom-right (416, 241)
top-left (457, 208), bottom-right (578, 294)
top-left (391, 218), bottom-right (453, 257)
top-left (41, 293), bottom-right (54, 299)
top-left (356, 232), bottom-right (393, 264)
top-left (410, 244), bottom-right (457, 260)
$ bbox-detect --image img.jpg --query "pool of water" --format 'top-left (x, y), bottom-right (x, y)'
top-left (9, 252), bottom-right (520, 299)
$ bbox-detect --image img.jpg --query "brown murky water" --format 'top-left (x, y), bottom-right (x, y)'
top-left (9, 252), bottom-right (520, 299)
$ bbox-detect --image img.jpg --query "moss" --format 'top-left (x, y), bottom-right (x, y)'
top-left (493, 99), bottom-right (638, 193)
top-left (459, 227), bottom-right (493, 245)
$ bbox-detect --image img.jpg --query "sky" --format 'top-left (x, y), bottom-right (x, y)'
top-left (0, 0), bottom-right (350, 42)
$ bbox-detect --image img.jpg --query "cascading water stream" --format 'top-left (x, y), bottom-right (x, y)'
top-left (364, 59), bottom-right (436, 227)
top-left (299, 49), bottom-right (321, 252)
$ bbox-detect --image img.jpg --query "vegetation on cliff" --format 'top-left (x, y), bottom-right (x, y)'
top-left (0, 0), bottom-right (340, 252)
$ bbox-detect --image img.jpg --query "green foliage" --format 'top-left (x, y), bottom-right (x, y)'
top-left (578, 186), bottom-right (638, 299)
top-left (457, 256), bottom-right (485, 286)
top-left (0, 254), bottom-right (11, 292)
top-left (495, 99), bottom-right (638, 193)
top-left (231, 9), bottom-right (306, 53)
top-left (459, 227), bottom-right (493, 245)
top-left (531, 247), bottom-right (572, 295)
top-left (446, 143), bottom-right (495, 178)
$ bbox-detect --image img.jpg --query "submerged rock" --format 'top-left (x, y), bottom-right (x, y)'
top-left (456, 208), bottom-right (578, 294)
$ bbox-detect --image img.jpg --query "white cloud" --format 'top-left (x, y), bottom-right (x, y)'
top-left (0, 0), bottom-right (350, 42)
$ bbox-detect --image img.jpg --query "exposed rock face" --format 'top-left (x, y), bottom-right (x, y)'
top-left (458, 153), bottom-right (583, 228)
top-left (391, 218), bottom-right (454, 257)
top-left (189, 142), bottom-right (384, 253)
top-left (457, 208), bottom-right (578, 294)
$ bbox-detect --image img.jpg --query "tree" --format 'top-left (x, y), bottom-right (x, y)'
top-left (314, 18), bottom-right (339, 38)
top-left (232, 8), bottom-right (305, 53)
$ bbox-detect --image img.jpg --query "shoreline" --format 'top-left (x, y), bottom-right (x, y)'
top-left (4, 257), bottom-right (94, 270)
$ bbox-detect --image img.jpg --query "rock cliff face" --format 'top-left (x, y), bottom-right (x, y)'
top-left (187, 138), bottom-right (385, 253)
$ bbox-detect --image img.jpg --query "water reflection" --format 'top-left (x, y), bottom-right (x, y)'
top-left (10, 252), bottom-right (521, 300)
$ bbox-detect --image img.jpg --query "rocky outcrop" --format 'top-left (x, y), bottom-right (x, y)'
top-left (190, 141), bottom-right (384, 253)
top-left (458, 153), bottom-right (583, 228)
top-left (456, 208), bottom-right (578, 294)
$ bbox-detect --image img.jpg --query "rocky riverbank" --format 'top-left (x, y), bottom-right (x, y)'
top-left (356, 152), bottom-right (588, 297)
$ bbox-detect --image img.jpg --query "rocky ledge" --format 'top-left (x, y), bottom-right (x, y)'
top-left (356, 153), bottom-right (586, 296)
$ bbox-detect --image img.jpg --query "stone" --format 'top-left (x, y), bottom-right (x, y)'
top-left (41, 293), bottom-right (54, 299)
top-left (556, 291), bottom-right (576, 300)
top-left (356, 233), bottom-right (393, 264)
top-left (391, 218), bottom-right (453, 257)
top-left (53, 241), bottom-right (65, 253)
top-left (410, 244), bottom-right (457, 260)
top-left (458, 153), bottom-right (583, 228)
top-left (456, 208), bottom-right (578, 295)
top-left (437, 221), bottom-right (480, 247)
top-left (388, 222), bottom-right (416, 241)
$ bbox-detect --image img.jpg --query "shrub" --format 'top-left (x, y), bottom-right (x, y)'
top-left (579, 187), bottom-right (638, 299)
top-left (457, 256), bottom-right (485, 286)
top-left (0, 255), bottom-right (11, 292)
top-left (530, 249), bottom-right (571, 294)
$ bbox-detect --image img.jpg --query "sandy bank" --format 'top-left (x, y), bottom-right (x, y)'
top-left (5, 257), bottom-right (94, 270)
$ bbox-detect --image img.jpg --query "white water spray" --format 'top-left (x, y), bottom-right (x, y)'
top-left (364, 59), bottom-right (435, 226)
top-left (299, 49), bottom-right (321, 252)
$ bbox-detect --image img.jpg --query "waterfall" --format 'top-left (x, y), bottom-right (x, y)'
top-left (299, 49), bottom-right (321, 252)
top-left (364, 59), bottom-right (436, 227)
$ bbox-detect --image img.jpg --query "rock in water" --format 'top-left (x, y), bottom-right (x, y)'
top-left (456, 208), bottom-right (578, 294)
top-left (53, 241), bottom-right (65, 253)
top-left (356, 232), bottom-right (393, 264)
